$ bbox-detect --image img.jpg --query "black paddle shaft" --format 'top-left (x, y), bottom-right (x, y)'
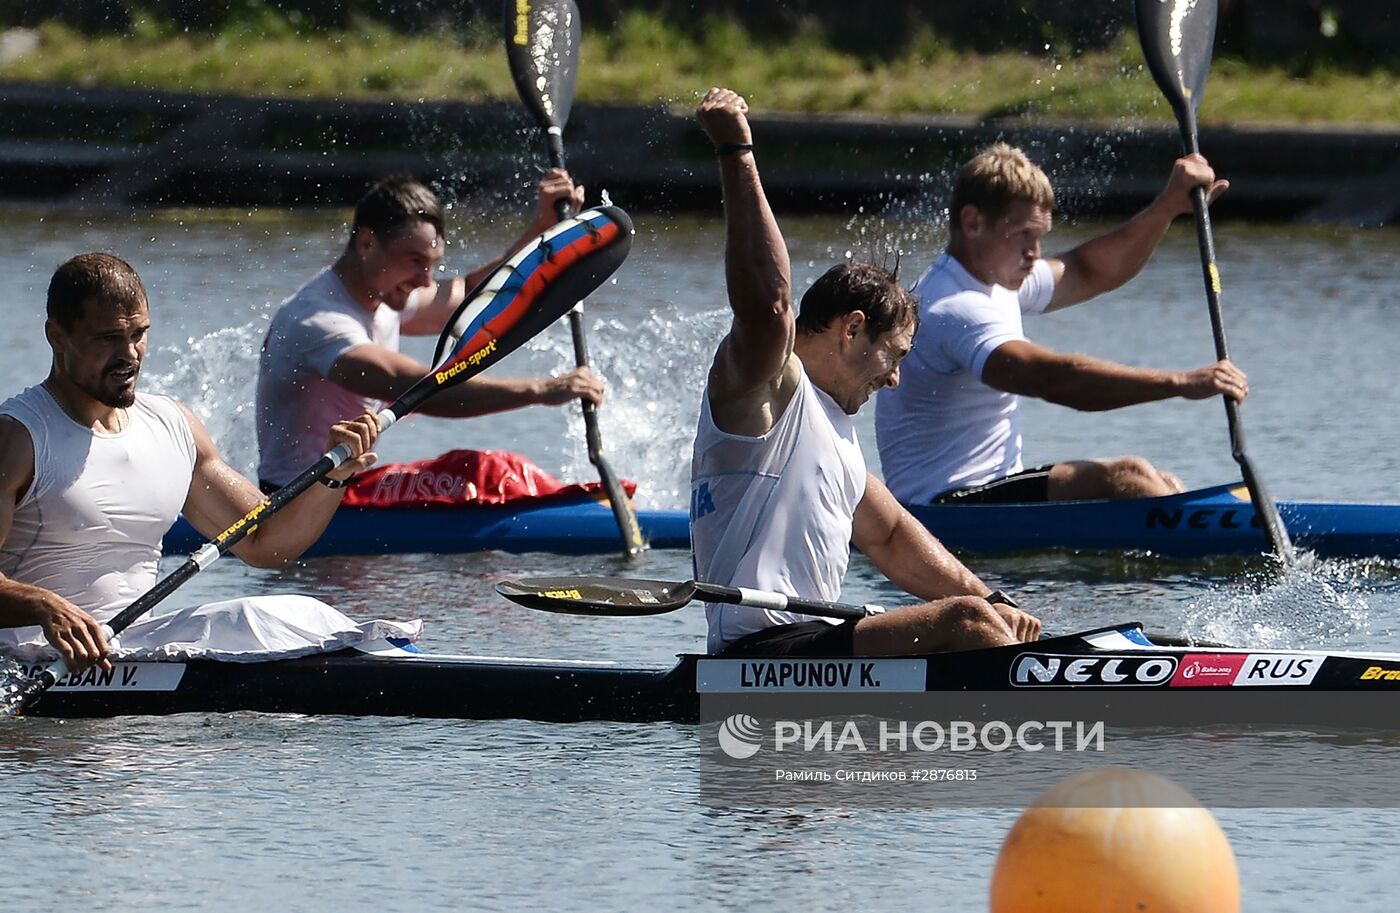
top-left (546, 141), bottom-right (609, 465)
top-left (1181, 125), bottom-right (1296, 563)
top-left (503, 0), bottom-right (644, 558)
top-left (552, 142), bottom-right (643, 557)
top-left (1135, 0), bottom-right (1295, 564)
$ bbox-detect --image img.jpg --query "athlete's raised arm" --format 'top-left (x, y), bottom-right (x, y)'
top-left (696, 87), bottom-right (799, 436)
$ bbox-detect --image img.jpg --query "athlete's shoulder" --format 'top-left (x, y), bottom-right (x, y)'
top-left (913, 257), bottom-right (988, 309)
top-left (276, 269), bottom-right (353, 319)
top-left (0, 414), bottom-right (35, 494)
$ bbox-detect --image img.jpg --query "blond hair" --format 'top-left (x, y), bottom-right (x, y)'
top-left (948, 143), bottom-right (1055, 234)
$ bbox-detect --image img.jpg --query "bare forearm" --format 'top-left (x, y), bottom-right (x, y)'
top-left (0, 576), bottom-right (51, 626)
top-left (1054, 200), bottom-right (1177, 306)
top-left (334, 358), bottom-right (537, 411)
top-left (721, 154), bottom-right (792, 324)
top-left (420, 375), bottom-right (551, 417)
top-left (0, 573), bottom-right (110, 671)
top-left (235, 486), bottom-right (348, 567)
top-left (1034, 355), bottom-right (1187, 411)
top-left (198, 408), bottom-right (379, 569)
top-left (1053, 156), bottom-right (1226, 311)
top-left (403, 215), bottom-right (559, 338)
top-left (459, 220), bottom-right (547, 294)
top-left (865, 514), bottom-right (988, 601)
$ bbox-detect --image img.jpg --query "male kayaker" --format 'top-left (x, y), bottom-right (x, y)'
top-left (0, 253), bottom-right (384, 674)
top-left (691, 88), bottom-right (1040, 658)
top-left (875, 143), bottom-right (1249, 506)
top-left (255, 172), bottom-right (606, 490)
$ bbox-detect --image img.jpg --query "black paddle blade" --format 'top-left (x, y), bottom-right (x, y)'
top-left (1135, 0), bottom-right (1218, 123)
top-left (496, 577), bottom-right (700, 616)
top-left (503, 0), bottom-right (581, 131)
top-left (430, 204), bottom-right (633, 370)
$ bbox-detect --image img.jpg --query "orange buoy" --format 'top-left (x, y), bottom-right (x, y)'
top-left (989, 767), bottom-right (1239, 913)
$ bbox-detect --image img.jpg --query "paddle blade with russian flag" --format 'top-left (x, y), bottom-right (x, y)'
top-left (389, 205), bottom-right (632, 415)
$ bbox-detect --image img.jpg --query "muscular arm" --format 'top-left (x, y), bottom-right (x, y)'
top-left (0, 417), bottom-right (110, 671)
top-left (982, 339), bottom-right (1246, 412)
top-left (1046, 154), bottom-right (1227, 312)
top-left (398, 275), bottom-right (467, 337)
top-left (328, 343), bottom-right (603, 415)
top-left (399, 169), bottom-right (586, 337)
top-left (852, 472), bottom-right (989, 600)
top-left (697, 88), bottom-right (799, 436)
top-left (178, 404), bottom-right (377, 568)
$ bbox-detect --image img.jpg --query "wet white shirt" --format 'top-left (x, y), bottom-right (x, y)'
top-left (875, 251), bottom-right (1054, 503)
top-left (690, 362), bottom-right (867, 653)
top-left (0, 385), bottom-right (195, 642)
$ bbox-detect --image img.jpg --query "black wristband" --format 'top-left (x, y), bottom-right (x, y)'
top-left (319, 475), bottom-right (351, 490)
top-left (985, 589), bottom-right (1020, 608)
top-left (715, 142), bottom-right (754, 156)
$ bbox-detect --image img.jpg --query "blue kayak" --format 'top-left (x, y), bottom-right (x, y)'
top-left (162, 495), bottom-right (692, 558)
top-left (161, 483), bottom-right (1400, 559)
top-left (904, 482), bottom-right (1400, 560)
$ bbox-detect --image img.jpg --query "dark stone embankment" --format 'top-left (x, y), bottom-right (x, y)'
top-left (1, 82), bottom-right (1397, 225)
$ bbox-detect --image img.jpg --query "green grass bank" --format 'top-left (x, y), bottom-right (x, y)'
top-left (3, 11), bottom-right (1399, 126)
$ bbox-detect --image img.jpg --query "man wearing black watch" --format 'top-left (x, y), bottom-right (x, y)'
top-left (985, 590), bottom-right (1020, 608)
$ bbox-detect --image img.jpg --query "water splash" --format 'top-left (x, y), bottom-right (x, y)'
top-left (525, 305), bottom-right (731, 509)
top-left (0, 659), bottom-right (29, 717)
top-left (143, 321), bottom-right (268, 477)
top-left (1181, 557), bottom-right (1377, 648)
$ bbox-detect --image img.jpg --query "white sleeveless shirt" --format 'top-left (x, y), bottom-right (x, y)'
top-left (690, 361), bottom-right (867, 653)
top-left (0, 385), bottom-right (196, 643)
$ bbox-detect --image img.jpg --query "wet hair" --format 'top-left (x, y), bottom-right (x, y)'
top-left (795, 262), bottom-right (917, 339)
top-left (46, 252), bottom-right (148, 332)
top-left (350, 175), bottom-right (445, 244)
top-left (949, 142), bottom-right (1055, 234)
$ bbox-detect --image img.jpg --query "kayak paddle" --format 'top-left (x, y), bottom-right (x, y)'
top-left (504, 0), bottom-right (646, 560)
top-left (11, 206), bottom-right (634, 712)
top-left (496, 576), bottom-right (883, 621)
top-left (495, 575), bottom-right (1233, 648)
top-left (1135, 0), bottom-right (1296, 566)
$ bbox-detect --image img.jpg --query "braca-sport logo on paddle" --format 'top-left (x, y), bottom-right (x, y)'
top-left (431, 205), bottom-right (633, 371)
top-left (717, 713), bottom-right (764, 760)
top-left (1011, 653), bottom-right (1178, 687)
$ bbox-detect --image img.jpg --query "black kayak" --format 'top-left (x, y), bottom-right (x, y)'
top-left (17, 623), bottom-right (1400, 723)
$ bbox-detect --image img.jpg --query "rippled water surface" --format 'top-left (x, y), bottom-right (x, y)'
top-left (2, 201), bottom-right (1398, 909)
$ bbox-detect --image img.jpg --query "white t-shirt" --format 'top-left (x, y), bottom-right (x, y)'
top-left (690, 362), bottom-right (867, 653)
top-left (0, 385), bottom-right (196, 642)
top-left (256, 268), bottom-right (417, 486)
top-left (875, 251), bottom-right (1055, 503)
